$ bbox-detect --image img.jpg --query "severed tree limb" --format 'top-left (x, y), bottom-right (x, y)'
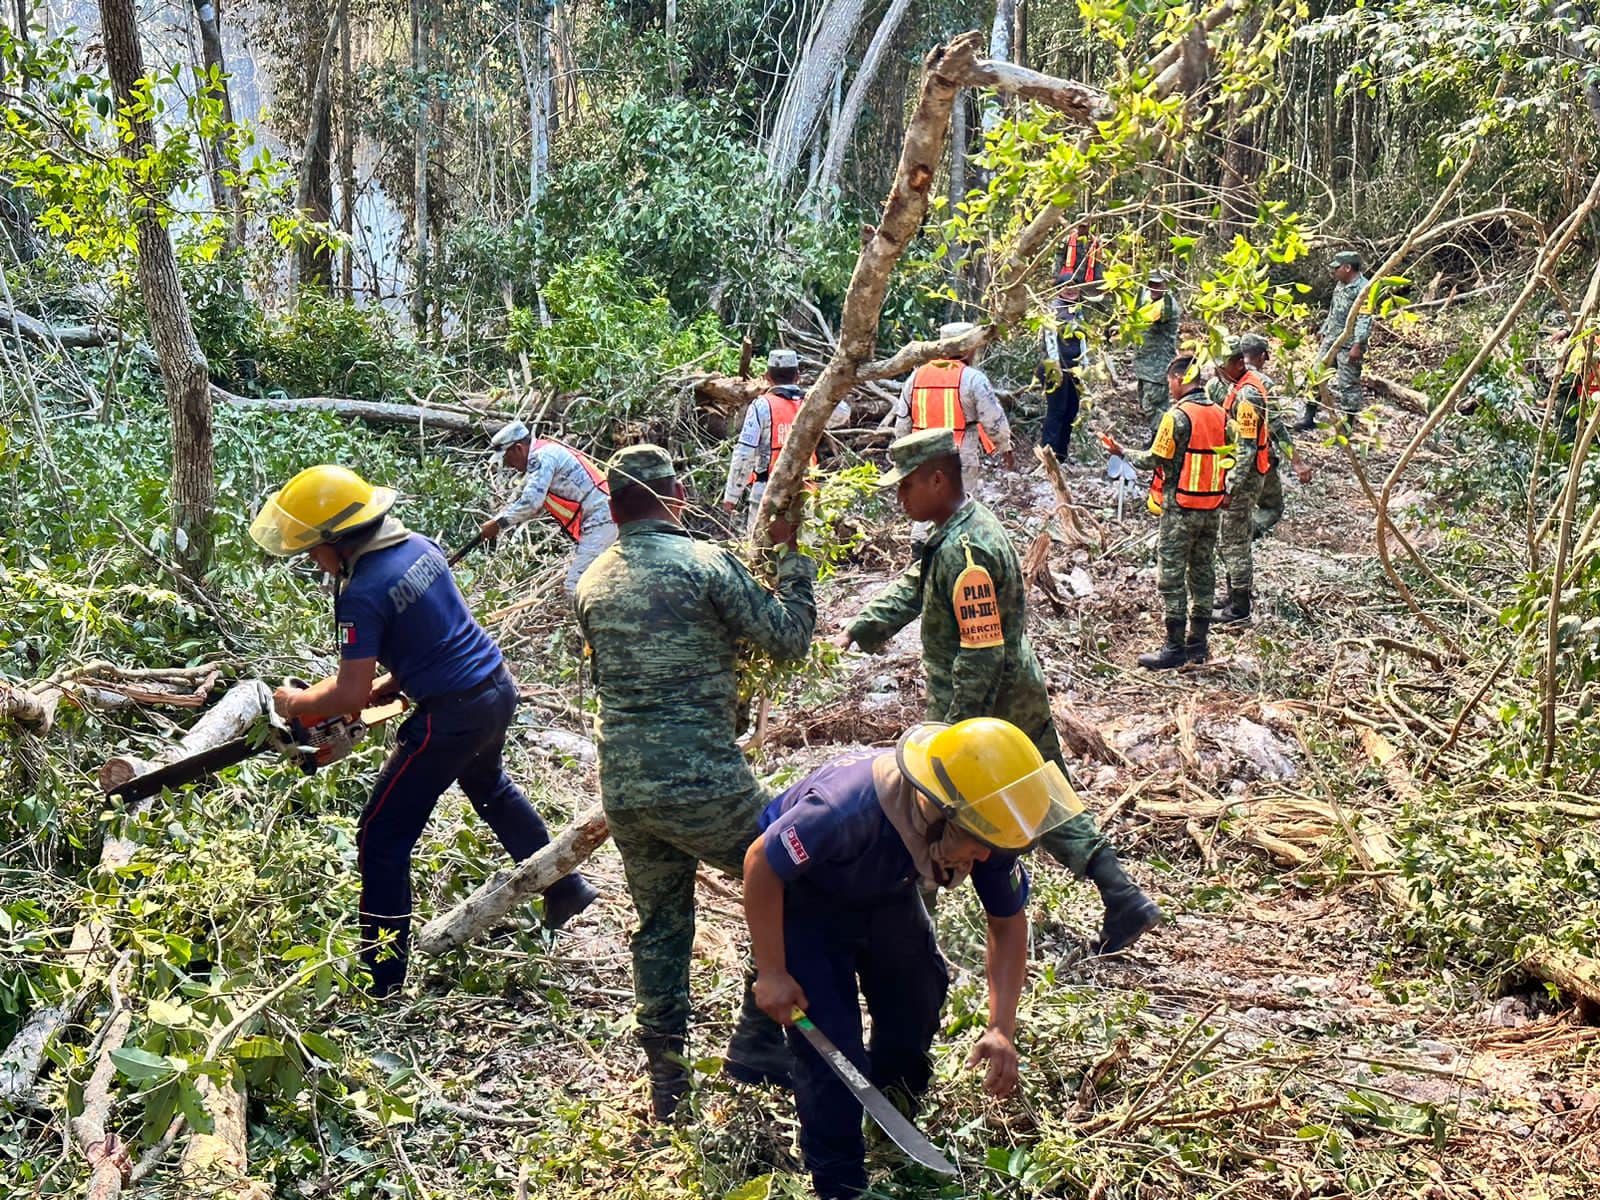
top-left (415, 805), bottom-right (609, 956)
top-left (0, 683), bottom-right (269, 1105)
top-left (212, 385), bottom-right (513, 437)
top-left (0, 303), bottom-right (118, 348)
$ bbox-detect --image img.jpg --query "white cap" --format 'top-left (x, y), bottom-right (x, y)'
top-left (768, 348), bottom-right (799, 372)
top-left (489, 419), bottom-right (530, 466)
top-left (939, 321), bottom-right (980, 340)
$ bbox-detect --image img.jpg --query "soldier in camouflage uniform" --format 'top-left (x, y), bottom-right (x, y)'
top-left (1296, 250), bottom-right (1373, 430)
top-left (835, 430), bottom-right (1162, 955)
top-left (1211, 338), bottom-right (1271, 624)
top-left (574, 444), bottom-right (818, 1119)
top-left (1244, 337), bottom-right (1313, 538)
top-left (1133, 271), bottom-right (1182, 437)
top-left (1102, 355), bottom-right (1232, 669)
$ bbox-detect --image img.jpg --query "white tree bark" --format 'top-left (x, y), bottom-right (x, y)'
top-left (765, 0), bottom-right (868, 179)
top-left (811, 0), bottom-right (912, 212)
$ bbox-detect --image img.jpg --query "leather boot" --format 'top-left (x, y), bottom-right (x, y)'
top-left (541, 874), bottom-right (599, 931)
top-left (1137, 618), bottom-right (1188, 670)
top-left (723, 982), bottom-right (795, 1090)
top-left (1087, 852), bottom-right (1163, 955)
top-left (640, 1033), bottom-right (690, 1121)
top-left (1185, 616), bottom-right (1211, 664)
top-left (1292, 405), bottom-right (1318, 432)
top-left (1213, 587), bottom-right (1251, 626)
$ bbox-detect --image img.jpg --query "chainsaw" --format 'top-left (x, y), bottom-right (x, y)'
top-left (106, 681), bottom-right (407, 803)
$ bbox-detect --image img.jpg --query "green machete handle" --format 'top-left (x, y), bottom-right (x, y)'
top-left (792, 1008), bottom-right (813, 1029)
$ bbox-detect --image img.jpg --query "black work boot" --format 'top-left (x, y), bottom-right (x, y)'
top-left (1087, 852), bottom-right (1163, 955)
top-left (723, 984), bottom-right (795, 1090)
top-left (640, 1033), bottom-right (690, 1121)
top-left (1137, 618), bottom-right (1188, 670)
top-left (1213, 588), bottom-right (1252, 626)
top-left (541, 874), bottom-right (599, 931)
top-left (1292, 405), bottom-right (1318, 433)
top-left (1185, 616), bottom-right (1211, 664)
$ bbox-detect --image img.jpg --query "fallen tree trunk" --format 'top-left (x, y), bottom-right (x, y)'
top-left (1, 664), bottom-right (221, 735)
top-left (1366, 372), bottom-right (1431, 416)
top-left (179, 1069), bottom-right (272, 1200)
top-left (0, 304), bottom-right (116, 348)
top-left (0, 683), bottom-right (268, 1104)
top-left (415, 805), bottom-right (609, 956)
top-left (212, 386), bottom-right (513, 437)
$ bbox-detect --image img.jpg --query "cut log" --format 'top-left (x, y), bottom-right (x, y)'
top-left (1036, 445), bottom-right (1105, 551)
top-left (179, 1069), bottom-right (272, 1200)
top-left (0, 683), bottom-right (268, 1104)
top-left (415, 805), bottom-right (609, 956)
top-left (212, 386), bottom-right (513, 437)
top-left (71, 1006), bottom-right (134, 1200)
top-left (1366, 372), bottom-right (1432, 416)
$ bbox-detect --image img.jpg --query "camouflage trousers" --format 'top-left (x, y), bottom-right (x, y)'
top-left (1157, 507), bottom-right (1221, 621)
top-left (1136, 378), bottom-right (1168, 436)
top-left (606, 789), bottom-right (764, 1039)
top-left (1306, 350), bottom-right (1363, 421)
top-left (1253, 465), bottom-right (1285, 537)
top-left (1218, 471), bottom-right (1265, 592)
top-left (1016, 705), bottom-right (1110, 878)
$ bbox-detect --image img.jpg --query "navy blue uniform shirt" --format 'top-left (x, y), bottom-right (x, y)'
top-left (335, 533), bottom-right (501, 700)
top-left (760, 752), bottom-right (1029, 916)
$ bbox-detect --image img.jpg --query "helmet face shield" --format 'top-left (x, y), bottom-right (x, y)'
top-left (932, 757), bottom-right (1082, 851)
top-left (249, 492), bottom-right (329, 556)
top-left (896, 720), bottom-right (1085, 852)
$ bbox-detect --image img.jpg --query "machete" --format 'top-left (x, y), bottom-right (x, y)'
top-left (790, 1008), bottom-right (958, 1176)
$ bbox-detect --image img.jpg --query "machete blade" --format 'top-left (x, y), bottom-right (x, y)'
top-left (791, 1010), bottom-right (958, 1176)
top-left (105, 736), bottom-right (268, 803)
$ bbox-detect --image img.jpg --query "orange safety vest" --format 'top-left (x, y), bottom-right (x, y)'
top-left (749, 392), bottom-right (815, 484)
top-left (534, 439), bottom-right (609, 541)
top-left (1150, 399), bottom-right (1229, 513)
top-left (1224, 368), bottom-right (1272, 475)
top-left (1059, 230), bottom-right (1101, 287)
top-left (910, 361), bottom-right (997, 453)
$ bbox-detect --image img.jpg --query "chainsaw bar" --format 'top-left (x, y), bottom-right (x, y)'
top-left (106, 737), bottom-right (268, 803)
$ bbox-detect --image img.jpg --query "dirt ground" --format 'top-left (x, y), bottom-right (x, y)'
top-left (375, 365), bottom-right (1600, 1200)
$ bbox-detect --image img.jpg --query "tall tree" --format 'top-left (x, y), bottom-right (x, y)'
top-left (98, 0), bottom-right (216, 574)
top-left (410, 0), bottom-right (431, 334)
top-left (810, 0), bottom-right (912, 213)
top-left (189, 0), bottom-right (243, 252)
top-left (294, 3), bottom-right (342, 289)
top-left (764, 0), bottom-right (868, 179)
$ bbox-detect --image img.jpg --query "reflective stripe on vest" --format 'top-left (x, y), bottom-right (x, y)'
top-left (1060, 231), bottom-right (1101, 286)
top-left (749, 393), bottom-right (814, 484)
top-left (534, 439), bottom-right (609, 541)
top-left (1148, 400), bottom-right (1229, 512)
top-left (910, 361), bottom-right (997, 453)
top-left (1225, 369), bottom-right (1272, 475)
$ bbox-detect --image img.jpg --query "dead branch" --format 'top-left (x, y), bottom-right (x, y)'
top-left (212, 386), bottom-right (513, 437)
top-left (415, 805), bottom-right (609, 956)
top-left (0, 304), bottom-right (118, 348)
top-left (1036, 446), bottom-right (1105, 551)
top-left (1364, 373), bottom-right (1431, 417)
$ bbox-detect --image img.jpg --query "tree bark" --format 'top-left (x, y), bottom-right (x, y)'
top-left (415, 806), bottom-right (609, 955)
top-left (765, 0), bottom-right (869, 179)
top-left (811, 0), bottom-right (912, 213)
top-left (98, 0), bottom-right (216, 576)
top-left (294, 4), bottom-right (343, 289)
top-left (410, 0), bottom-right (431, 335)
top-left (189, 0), bottom-right (243, 252)
top-left (210, 385), bottom-right (516, 435)
top-left (0, 304), bottom-right (114, 347)
top-left (338, 0), bottom-right (354, 294)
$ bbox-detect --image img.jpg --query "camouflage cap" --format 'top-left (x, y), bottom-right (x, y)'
top-left (877, 428), bottom-right (958, 488)
top-left (606, 443), bottom-right (677, 491)
top-left (1238, 332), bottom-right (1271, 357)
top-left (1329, 250), bottom-right (1362, 269)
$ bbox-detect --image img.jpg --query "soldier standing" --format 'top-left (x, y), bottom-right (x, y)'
top-left (1296, 250), bottom-right (1373, 430)
top-left (1037, 287), bottom-right (1087, 458)
top-left (1101, 355), bottom-right (1231, 669)
top-left (1242, 335), bottom-right (1313, 538)
top-left (890, 322), bottom-right (1015, 494)
top-left (1132, 271), bottom-right (1182, 437)
top-left (833, 430), bottom-right (1161, 954)
top-left (1211, 339), bottom-right (1271, 625)
top-left (575, 445), bottom-right (817, 1119)
top-left (720, 350), bottom-right (850, 534)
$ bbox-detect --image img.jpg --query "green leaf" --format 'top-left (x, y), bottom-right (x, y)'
top-left (298, 1031), bottom-right (342, 1065)
top-left (110, 1047), bottom-right (178, 1083)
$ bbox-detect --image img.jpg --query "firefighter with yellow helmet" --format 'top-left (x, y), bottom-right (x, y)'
top-left (250, 465), bottom-right (597, 998)
top-left (741, 717), bottom-right (1072, 1199)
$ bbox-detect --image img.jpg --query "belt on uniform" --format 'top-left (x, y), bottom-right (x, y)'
top-left (413, 663), bottom-right (512, 710)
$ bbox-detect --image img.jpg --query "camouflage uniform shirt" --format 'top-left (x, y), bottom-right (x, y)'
top-left (575, 520), bottom-right (817, 808)
top-left (1318, 274), bottom-right (1373, 355)
top-left (1132, 291), bottom-right (1182, 383)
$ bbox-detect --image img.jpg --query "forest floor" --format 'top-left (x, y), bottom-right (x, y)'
top-left (323, 357), bottom-right (1600, 1200)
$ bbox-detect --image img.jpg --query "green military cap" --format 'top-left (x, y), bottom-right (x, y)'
top-left (877, 428), bottom-right (958, 488)
top-left (607, 443), bottom-right (677, 491)
top-left (1329, 249), bottom-right (1362, 269)
top-left (1238, 332), bottom-right (1270, 357)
